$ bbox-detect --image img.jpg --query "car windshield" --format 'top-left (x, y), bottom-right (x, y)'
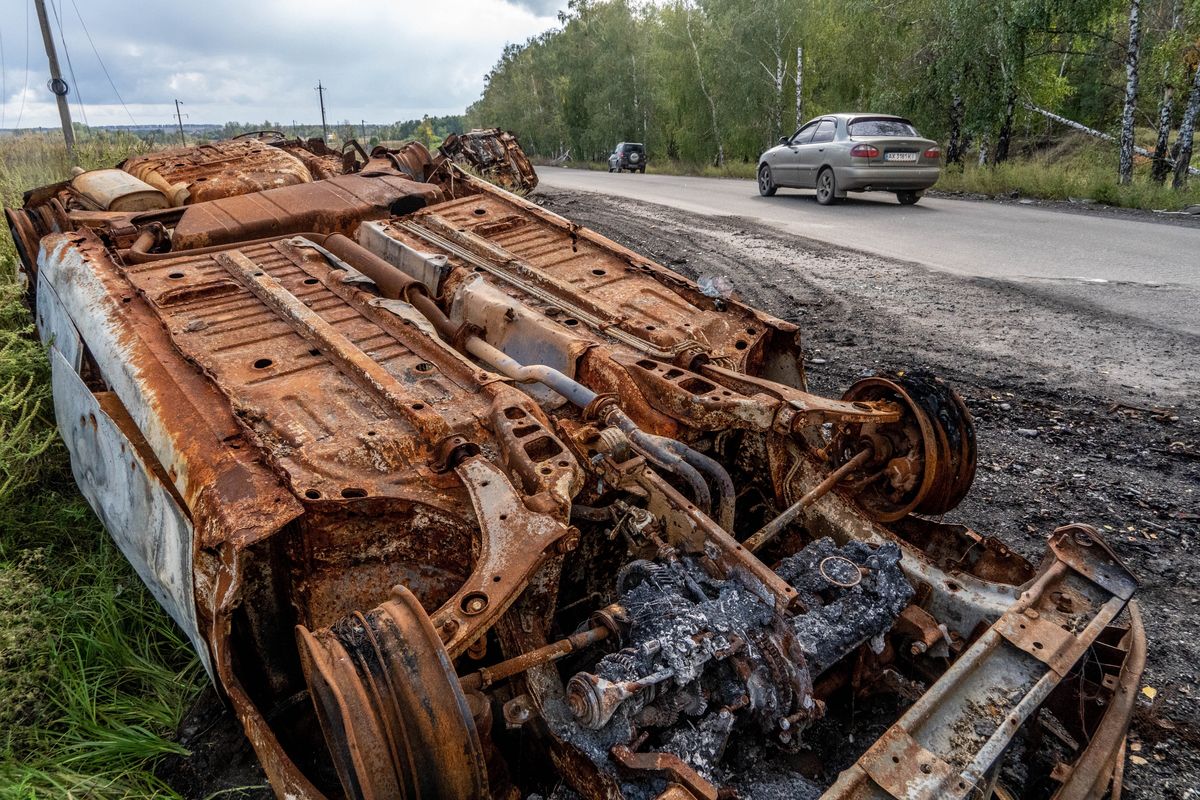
top-left (848, 119), bottom-right (918, 137)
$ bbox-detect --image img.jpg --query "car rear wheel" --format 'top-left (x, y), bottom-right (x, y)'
top-left (816, 168), bottom-right (838, 205)
top-left (897, 191), bottom-right (921, 206)
top-left (758, 165), bottom-right (777, 197)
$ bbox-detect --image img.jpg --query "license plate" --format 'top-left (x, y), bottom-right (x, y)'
top-left (885, 152), bottom-right (918, 162)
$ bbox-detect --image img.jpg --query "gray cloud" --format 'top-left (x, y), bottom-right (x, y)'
top-left (0, 0), bottom-right (566, 128)
top-left (501, 0), bottom-right (566, 16)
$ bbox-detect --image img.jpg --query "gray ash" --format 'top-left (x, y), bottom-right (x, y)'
top-left (557, 537), bottom-right (913, 796)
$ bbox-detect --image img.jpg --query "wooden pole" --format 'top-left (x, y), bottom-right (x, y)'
top-left (174, 99), bottom-right (186, 146)
top-left (316, 81), bottom-right (328, 142)
top-left (33, 0), bottom-right (75, 163)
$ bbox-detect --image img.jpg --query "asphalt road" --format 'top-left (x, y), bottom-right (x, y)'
top-left (535, 167), bottom-right (1200, 290)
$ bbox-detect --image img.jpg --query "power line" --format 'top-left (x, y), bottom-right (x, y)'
top-left (68, 0), bottom-right (135, 126)
top-left (49, 0), bottom-right (87, 128)
top-left (15, 0), bottom-right (30, 129)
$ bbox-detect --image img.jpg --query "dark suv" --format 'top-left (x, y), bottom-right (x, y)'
top-left (608, 142), bottom-right (647, 173)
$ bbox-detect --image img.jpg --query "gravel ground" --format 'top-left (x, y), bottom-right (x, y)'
top-left (164, 187), bottom-right (1200, 798)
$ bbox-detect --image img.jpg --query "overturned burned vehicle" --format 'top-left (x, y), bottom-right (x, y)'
top-left (7, 129), bottom-right (1144, 800)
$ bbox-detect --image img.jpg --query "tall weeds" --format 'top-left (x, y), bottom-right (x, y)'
top-left (0, 133), bottom-right (200, 799)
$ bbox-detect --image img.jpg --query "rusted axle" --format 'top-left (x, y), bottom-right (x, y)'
top-left (743, 448), bottom-right (873, 553)
top-left (459, 625), bottom-right (610, 692)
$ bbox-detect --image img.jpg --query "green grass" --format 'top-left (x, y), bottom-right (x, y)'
top-left (934, 133), bottom-right (1200, 211)
top-left (0, 132), bottom-right (202, 799)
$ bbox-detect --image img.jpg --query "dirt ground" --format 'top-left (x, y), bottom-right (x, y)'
top-left (165, 187), bottom-right (1200, 799)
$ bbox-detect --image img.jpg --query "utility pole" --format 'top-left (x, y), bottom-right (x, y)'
top-left (33, 0), bottom-right (75, 163)
top-left (174, 99), bottom-right (187, 146)
top-left (315, 81), bottom-right (328, 142)
top-left (361, 119), bottom-right (367, 142)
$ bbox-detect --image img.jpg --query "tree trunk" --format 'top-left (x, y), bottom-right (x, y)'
top-left (946, 93), bottom-right (964, 166)
top-left (685, 5), bottom-right (724, 167)
top-left (995, 90), bottom-right (1017, 164)
top-left (1150, 0), bottom-right (1183, 183)
top-left (1173, 65), bottom-right (1200, 189)
top-left (1118, 0), bottom-right (1141, 184)
top-left (977, 135), bottom-right (990, 167)
top-left (795, 46), bottom-right (804, 130)
top-left (1024, 101), bottom-right (1199, 175)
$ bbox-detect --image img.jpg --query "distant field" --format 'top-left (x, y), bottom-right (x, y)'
top-left (0, 132), bottom-right (201, 799)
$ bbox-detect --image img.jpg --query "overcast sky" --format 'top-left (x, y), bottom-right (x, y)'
top-left (0, 0), bottom-right (566, 129)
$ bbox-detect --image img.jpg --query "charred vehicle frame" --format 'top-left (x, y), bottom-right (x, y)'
top-left (6, 126), bottom-right (1144, 800)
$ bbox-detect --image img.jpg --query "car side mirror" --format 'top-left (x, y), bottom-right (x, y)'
top-left (779, 136), bottom-right (789, 145)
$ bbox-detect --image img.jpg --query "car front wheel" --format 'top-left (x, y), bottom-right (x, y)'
top-left (758, 164), bottom-right (777, 197)
top-left (816, 168), bottom-right (838, 205)
top-left (897, 191), bottom-right (921, 205)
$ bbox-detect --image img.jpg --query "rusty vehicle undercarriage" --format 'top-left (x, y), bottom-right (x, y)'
top-left (7, 128), bottom-right (1144, 800)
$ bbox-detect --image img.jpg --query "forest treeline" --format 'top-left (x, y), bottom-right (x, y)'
top-left (466, 0), bottom-right (1200, 188)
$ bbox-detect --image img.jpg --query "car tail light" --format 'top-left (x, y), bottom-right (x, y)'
top-left (923, 147), bottom-right (941, 159)
top-left (850, 144), bottom-right (880, 158)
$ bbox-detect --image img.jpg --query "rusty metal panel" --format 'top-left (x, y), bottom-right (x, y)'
top-left (171, 174), bottom-right (443, 250)
top-left (119, 238), bottom-right (493, 503)
top-left (123, 139), bottom-right (313, 205)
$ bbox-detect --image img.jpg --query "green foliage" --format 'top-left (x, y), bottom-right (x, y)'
top-left (469, 0), bottom-right (1200, 193)
top-left (0, 133), bottom-right (202, 799)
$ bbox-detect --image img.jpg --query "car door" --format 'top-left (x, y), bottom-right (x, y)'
top-left (609, 144), bottom-right (622, 170)
top-left (795, 118), bottom-right (837, 187)
top-left (774, 121), bottom-right (818, 186)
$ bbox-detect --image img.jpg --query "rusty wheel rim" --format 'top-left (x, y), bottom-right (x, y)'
top-left (832, 375), bottom-right (938, 521)
top-left (831, 374), bottom-right (976, 522)
top-left (297, 585), bottom-right (489, 800)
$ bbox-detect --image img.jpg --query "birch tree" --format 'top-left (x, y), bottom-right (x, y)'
top-left (1150, 0), bottom-right (1184, 182)
top-left (1173, 61), bottom-right (1200, 187)
top-left (1119, 0), bottom-right (1143, 184)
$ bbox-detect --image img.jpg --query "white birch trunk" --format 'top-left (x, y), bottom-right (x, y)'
top-left (1173, 65), bottom-right (1200, 188)
top-left (1118, 0), bottom-right (1141, 184)
top-left (1024, 102), bottom-right (1199, 176)
top-left (1151, 0), bottom-right (1183, 183)
top-left (795, 46), bottom-right (804, 130)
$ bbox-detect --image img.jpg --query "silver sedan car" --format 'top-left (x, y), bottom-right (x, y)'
top-left (757, 113), bottom-right (941, 205)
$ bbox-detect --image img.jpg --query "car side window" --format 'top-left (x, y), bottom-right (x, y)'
top-left (790, 122), bottom-right (818, 146)
top-left (811, 120), bottom-right (837, 144)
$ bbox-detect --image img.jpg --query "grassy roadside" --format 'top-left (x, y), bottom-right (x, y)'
top-left (0, 133), bottom-right (202, 799)
top-left (540, 132), bottom-right (1200, 211)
